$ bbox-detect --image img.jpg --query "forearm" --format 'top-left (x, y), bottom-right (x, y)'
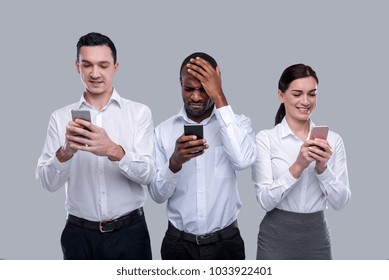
top-left (36, 155), bottom-right (71, 192)
top-left (318, 137), bottom-right (351, 210)
top-left (213, 91), bottom-right (228, 108)
top-left (254, 172), bottom-right (297, 211)
top-left (218, 108), bottom-right (256, 169)
top-left (118, 152), bottom-right (156, 185)
top-left (148, 164), bottom-right (178, 203)
top-left (317, 166), bottom-right (351, 210)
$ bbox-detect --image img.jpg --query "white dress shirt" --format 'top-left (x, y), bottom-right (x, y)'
top-left (36, 89), bottom-right (155, 221)
top-left (251, 118), bottom-right (351, 213)
top-left (148, 105), bottom-right (256, 235)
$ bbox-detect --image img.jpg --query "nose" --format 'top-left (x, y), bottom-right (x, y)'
top-left (191, 89), bottom-right (203, 102)
top-left (90, 66), bottom-right (100, 78)
top-left (301, 94), bottom-right (309, 105)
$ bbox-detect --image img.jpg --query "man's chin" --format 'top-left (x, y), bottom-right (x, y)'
top-left (86, 88), bottom-right (104, 95)
top-left (187, 108), bottom-right (206, 117)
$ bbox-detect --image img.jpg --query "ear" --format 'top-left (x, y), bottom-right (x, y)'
top-left (114, 62), bottom-right (119, 75)
top-left (277, 90), bottom-right (284, 103)
top-left (75, 59), bottom-right (80, 73)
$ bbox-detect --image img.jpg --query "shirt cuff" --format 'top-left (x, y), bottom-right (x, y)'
top-left (162, 162), bottom-right (181, 185)
top-left (282, 171), bottom-right (299, 190)
top-left (316, 165), bottom-right (336, 183)
top-left (52, 154), bottom-right (71, 173)
top-left (118, 152), bottom-right (129, 171)
top-left (215, 105), bottom-right (236, 127)
top-left (118, 150), bottom-right (138, 175)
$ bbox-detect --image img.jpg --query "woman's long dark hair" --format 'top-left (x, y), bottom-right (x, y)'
top-left (275, 64), bottom-right (319, 125)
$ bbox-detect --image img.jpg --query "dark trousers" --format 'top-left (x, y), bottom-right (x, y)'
top-left (161, 223), bottom-right (245, 260)
top-left (60, 214), bottom-right (152, 260)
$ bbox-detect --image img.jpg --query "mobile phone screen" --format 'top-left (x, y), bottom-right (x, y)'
top-left (184, 124), bottom-right (204, 139)
top-left (71, 109), bottom-right (91, 122)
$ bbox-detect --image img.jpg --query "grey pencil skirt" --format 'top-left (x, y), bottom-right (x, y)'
top-left (257, 208), bottom-right (332, 260)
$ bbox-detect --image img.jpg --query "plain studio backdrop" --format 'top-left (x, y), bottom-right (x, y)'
top-left (0, 0), bottom-right (387, 260)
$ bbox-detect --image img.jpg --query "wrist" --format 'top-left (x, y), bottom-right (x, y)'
top-left (315, 164), bottom-right (327, 174)
top-left (213, 93), bottom-right (228, 108)
top-left (56, 146), bottom-right (74, 163)
top-left (169, 157), bottom-right (182, 173)
top-left (108, 145), bottom-right (125, 161)
top-left (289, 162), bottom-right (305, 179)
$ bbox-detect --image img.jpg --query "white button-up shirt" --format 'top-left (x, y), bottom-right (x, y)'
top-left (36, 89), bottom-right (155, 221)
top-left (148, 105), bottom-right (256, 235)
top-left (252, 118), bottom-right (351, 213)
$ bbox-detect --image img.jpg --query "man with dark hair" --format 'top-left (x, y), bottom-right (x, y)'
top-left (148, 52), bottom-right (256, 259)
top-left (36, 32), bottom-right (155, 260)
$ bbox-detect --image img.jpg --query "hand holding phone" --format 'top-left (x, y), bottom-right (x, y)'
top-left (169, 124), bottom-right (206, 173)
top-left (70, 109), bottom-right (92, 139)
top-left (307, 125), bottom-right (332, 174)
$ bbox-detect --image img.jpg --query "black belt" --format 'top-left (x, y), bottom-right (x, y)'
top-left (167, 221), bottom-right (238, 246)
top-left (67, 207), bottom-right (143, 233)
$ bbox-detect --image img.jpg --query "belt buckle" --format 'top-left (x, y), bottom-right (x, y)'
top-left (196, 234), bottom-right (210, 245)
top-left (99, 220), bottom-right (114, 233)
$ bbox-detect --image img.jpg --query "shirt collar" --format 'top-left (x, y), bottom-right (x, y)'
top-left (280, 117), bottom-right (315, 139)
top-left (76, 88), bottom-right (122, 109)
top-left (176, 105), bottom-right (216, 124)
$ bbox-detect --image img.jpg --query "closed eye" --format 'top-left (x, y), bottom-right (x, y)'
top-left (183, 86), bottom-right (195, 92)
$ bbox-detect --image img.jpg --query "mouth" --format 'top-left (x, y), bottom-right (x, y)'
top-left (189, 103), bottom-right (204, 110)
top-left (297, 107), bottom-right (311, 114)
top-left (88, 81), bottom-right (104, 88)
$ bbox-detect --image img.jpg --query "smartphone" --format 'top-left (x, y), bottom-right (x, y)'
top-left (184, 124), bottom-right (204, 139)
top-left (71, 109), bottom-right (91, 122)
top-left (309, 125), bottom-right (329, 140)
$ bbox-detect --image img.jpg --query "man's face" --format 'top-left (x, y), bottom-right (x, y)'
top-left (180, 68), bottom-right (214, 123)
top-left (76, 45), bottom-right (118, 97)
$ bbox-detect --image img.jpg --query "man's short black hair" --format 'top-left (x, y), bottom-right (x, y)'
top-left (179, 52), bottom-right (218, 79)
top-left (76, 32), bottom-right (117, 64)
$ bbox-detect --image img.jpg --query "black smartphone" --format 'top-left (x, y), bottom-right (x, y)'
top-left (184, 124), bottom-right (204, 139)
top-left (71, 109), bottom-right (91, 122)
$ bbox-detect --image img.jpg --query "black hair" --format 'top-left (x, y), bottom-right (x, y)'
top-left (179, 52), bottom-right (218, 79)
top-left (76, 32), bottom-right (117, 64)
top-left (275, 63), bottom-right (319, 125)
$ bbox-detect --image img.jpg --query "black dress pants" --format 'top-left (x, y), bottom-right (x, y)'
top-left (161, 224), bottom-right (245, 260)
top-left (60, 214), bottom-right (152, 260)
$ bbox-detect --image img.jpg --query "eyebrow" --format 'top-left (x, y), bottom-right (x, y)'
top-left (80, 59), bottom-right (111, 65)
top-left (290, 88), bottom-right (317, 93)
top-left (182, 85), bottom-right (203, 89)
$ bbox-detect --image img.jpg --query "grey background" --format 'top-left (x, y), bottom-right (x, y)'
top-left (0, 0), bottom-right (387, 260)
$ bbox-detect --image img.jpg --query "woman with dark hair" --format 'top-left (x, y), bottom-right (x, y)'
top-left (251, 64), bottom-right (351, 259)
